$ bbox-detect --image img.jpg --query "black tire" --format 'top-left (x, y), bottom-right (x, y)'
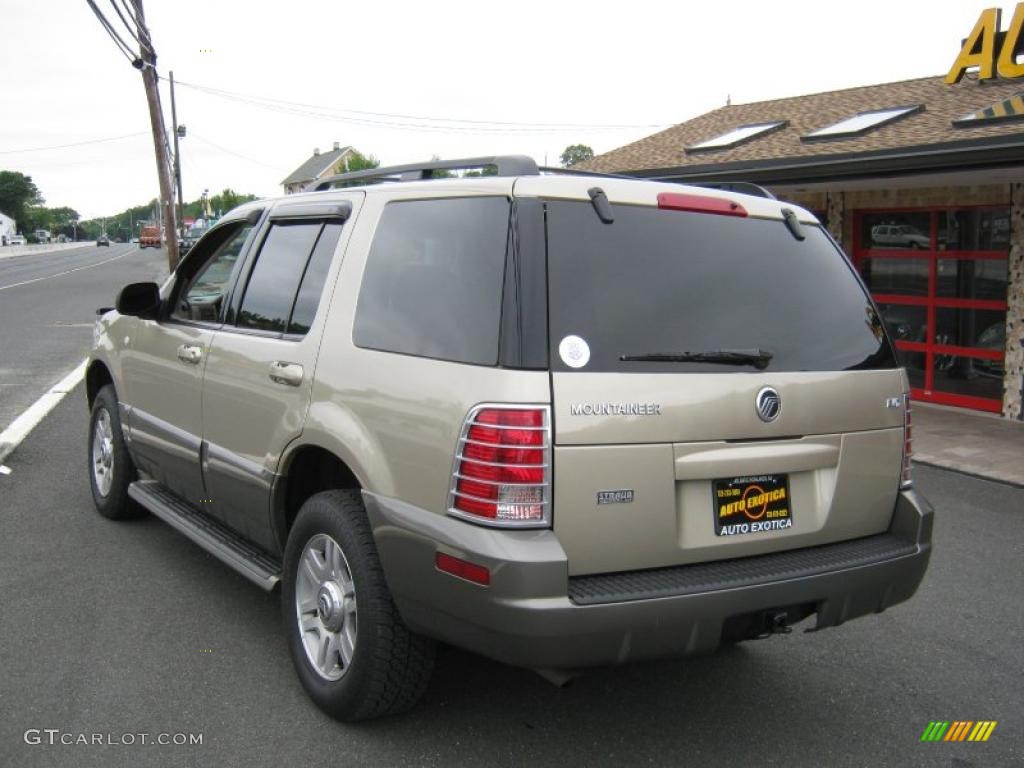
top-left (282, 489), bottom-right (435, 721)
top-left (88, 384), bottom-right (143, 520)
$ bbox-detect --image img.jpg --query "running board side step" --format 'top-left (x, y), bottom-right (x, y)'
top-left (128, 480), bottom-right (282, 591)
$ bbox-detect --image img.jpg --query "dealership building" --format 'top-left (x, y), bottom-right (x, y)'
top-left (584, 20), bottom-right (1024, 419)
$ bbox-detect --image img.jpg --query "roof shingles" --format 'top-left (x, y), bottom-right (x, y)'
top-left (583, 76), bottom-right (1024, 174)
top-left (281, 146), bottom-right (352, 186)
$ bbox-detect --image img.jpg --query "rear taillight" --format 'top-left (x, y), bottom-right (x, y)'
top-left (901, 393), bottom-right (913, 490)
top-left (657, 192), bottom-right (748, 217)
top-left (449, 405), bottom-right (551, 527)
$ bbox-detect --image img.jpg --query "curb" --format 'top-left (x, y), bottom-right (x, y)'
top-left (913, 459), bottom-right (1024, 490)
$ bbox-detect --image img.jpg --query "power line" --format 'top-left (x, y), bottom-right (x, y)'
top-left (117, 0), bottom-right (150, 46)
top-left (190, 133), bottom-right (287, 173)
top-left (167, 77), bottom-right (670, 134)
top-left (0, 132), bottom-right (148, 154)
top-left (176, 86), bottom-right (652, 135)
top-left (84, 0), bottom-right (136, 64)
top-left (106, 0), bottom-right (152, 55)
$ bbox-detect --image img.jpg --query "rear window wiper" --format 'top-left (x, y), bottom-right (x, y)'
top-left (619, 348), bottom-right (773, 369)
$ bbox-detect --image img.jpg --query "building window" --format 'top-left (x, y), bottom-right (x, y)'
top-left (803, 105), bottom-right (922, 140)
top-left (855, 207), bottom-right (1009, 412)
top-left (685, 121), bottom-right (788, 152)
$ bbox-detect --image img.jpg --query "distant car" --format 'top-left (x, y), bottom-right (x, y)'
top-left (8, 234), bottom-right (26, 245)
top-left (974, 322), bottom-right (1006, 378)
top-left (178, 225), bottom-right (208, 257)
top-left (871, 224), bottom-right (929, 249)
top-left (97, 235), bottom-right (110, 247)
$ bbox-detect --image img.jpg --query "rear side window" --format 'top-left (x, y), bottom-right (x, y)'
top-left (353, 197), bottom-right (510, 365)
top-left (236, 221), bottom-right (342, 335)
top-left (546, 201), bottom-right (896, 373)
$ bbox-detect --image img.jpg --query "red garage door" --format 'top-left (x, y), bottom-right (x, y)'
top-left (854, 206), bottom-right (1009, 413)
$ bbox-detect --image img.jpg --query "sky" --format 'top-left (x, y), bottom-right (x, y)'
top-left (0, 0), bottom-right (1016, 220)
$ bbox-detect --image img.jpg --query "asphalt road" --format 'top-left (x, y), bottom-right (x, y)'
top-left (0, 243), bottom-right (167, 431)
top-left (0, 384), bottom-right (1020, 768)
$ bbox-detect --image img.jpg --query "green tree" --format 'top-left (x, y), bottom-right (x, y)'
top-left (560, 144), bottom-right (595, 167)
top-left (426, 155), bottom-right (454, 179)
top-left (47, 206), bottom-right (80, 239)
top-left (210, 188), bottom-right (257, 216)
top-left (21, 206), bottom-right (52, 235)
top-left (341, 149), bottom-right (379, 173)
top-left (49, 206), bottom-right (79, 228)
top-left (0, 170), bottom-right (44, 226)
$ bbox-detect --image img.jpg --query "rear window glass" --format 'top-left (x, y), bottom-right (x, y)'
top-left (353, 197), bottom-right (510, 365)
top-left (546, 201), bottom-right (895, 373)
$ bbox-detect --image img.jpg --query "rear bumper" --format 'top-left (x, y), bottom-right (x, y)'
top-left (364, 489), bottom-right (933, 670)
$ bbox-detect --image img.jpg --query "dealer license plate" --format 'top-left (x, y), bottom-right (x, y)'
top-left (713, 474), bottom-right (792, 537)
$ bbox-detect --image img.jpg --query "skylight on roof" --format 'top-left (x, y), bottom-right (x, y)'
top-left (686, 121), bottom-right (787, 151)
top-left (802, 105), bottom-right (922, 140)
top-left (954, 93), bottom-right (1024, 126)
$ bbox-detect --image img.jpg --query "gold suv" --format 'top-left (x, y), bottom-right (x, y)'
top-left (86, 156), bottom-right (932, 721)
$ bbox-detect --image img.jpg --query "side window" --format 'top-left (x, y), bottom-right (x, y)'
top-left (352, 197), bottom-right (510, 365)
top-left (236, 221), bottom-right (343, 335)
top-left (288, 222), bottom-right (344, 335)
top-left (171, 224), bottom-right (253, 324)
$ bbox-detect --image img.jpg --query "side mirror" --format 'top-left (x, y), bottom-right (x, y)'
top-left (116, 282), bottom-right (161, 318)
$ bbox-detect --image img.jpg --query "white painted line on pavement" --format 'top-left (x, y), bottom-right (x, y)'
top-left (0, 358), bottom-right (88, 466)
top-left (0, 466), bottom-right (11, 475)
top-left (0, 247), bottom-right (138, 292)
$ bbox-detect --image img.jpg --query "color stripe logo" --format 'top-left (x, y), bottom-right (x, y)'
top-left (921, 721), bottom-right (997, 742)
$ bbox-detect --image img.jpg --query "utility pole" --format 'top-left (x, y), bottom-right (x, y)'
top-left (170, 71), bottom-right (185, 244)
top-left (134, 0), bottom-right (178, 270)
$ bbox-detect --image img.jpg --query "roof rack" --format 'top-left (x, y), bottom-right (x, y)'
top-left (537, 166), bottom-right (634, 180)
top-left (308, 154), bottom-right (777, 200)
top-left (310, 155), bottom-right (540, 191)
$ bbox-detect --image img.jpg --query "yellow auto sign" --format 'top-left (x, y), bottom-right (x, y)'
top-left (947, 4), bottom-right (1024, 83)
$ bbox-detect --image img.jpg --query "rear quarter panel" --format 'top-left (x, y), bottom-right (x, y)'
top-left (289, 184), bottom-right (551, 516)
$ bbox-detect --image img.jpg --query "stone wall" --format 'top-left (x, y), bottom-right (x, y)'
top-left (1005, 184), bottom-right (1024, 419)
top-left (826, 191), bottom-right (844, 244)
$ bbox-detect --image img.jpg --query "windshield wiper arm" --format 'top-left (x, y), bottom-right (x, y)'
top-left (619, 348), bottom-right (773, 369)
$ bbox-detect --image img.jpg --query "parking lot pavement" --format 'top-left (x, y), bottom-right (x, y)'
top-left (0, 389), bottom-right (1020, 768)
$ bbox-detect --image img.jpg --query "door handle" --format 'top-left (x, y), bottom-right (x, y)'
top-left (269, 361), bottom-right (304, 387)
top-left (177, 344), bottom-right (203, 364)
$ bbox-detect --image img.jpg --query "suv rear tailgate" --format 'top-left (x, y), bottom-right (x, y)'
top-left (552, 370), bottom-right (905, 575)
top-left (542, 191), bottom-right (906, 576)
